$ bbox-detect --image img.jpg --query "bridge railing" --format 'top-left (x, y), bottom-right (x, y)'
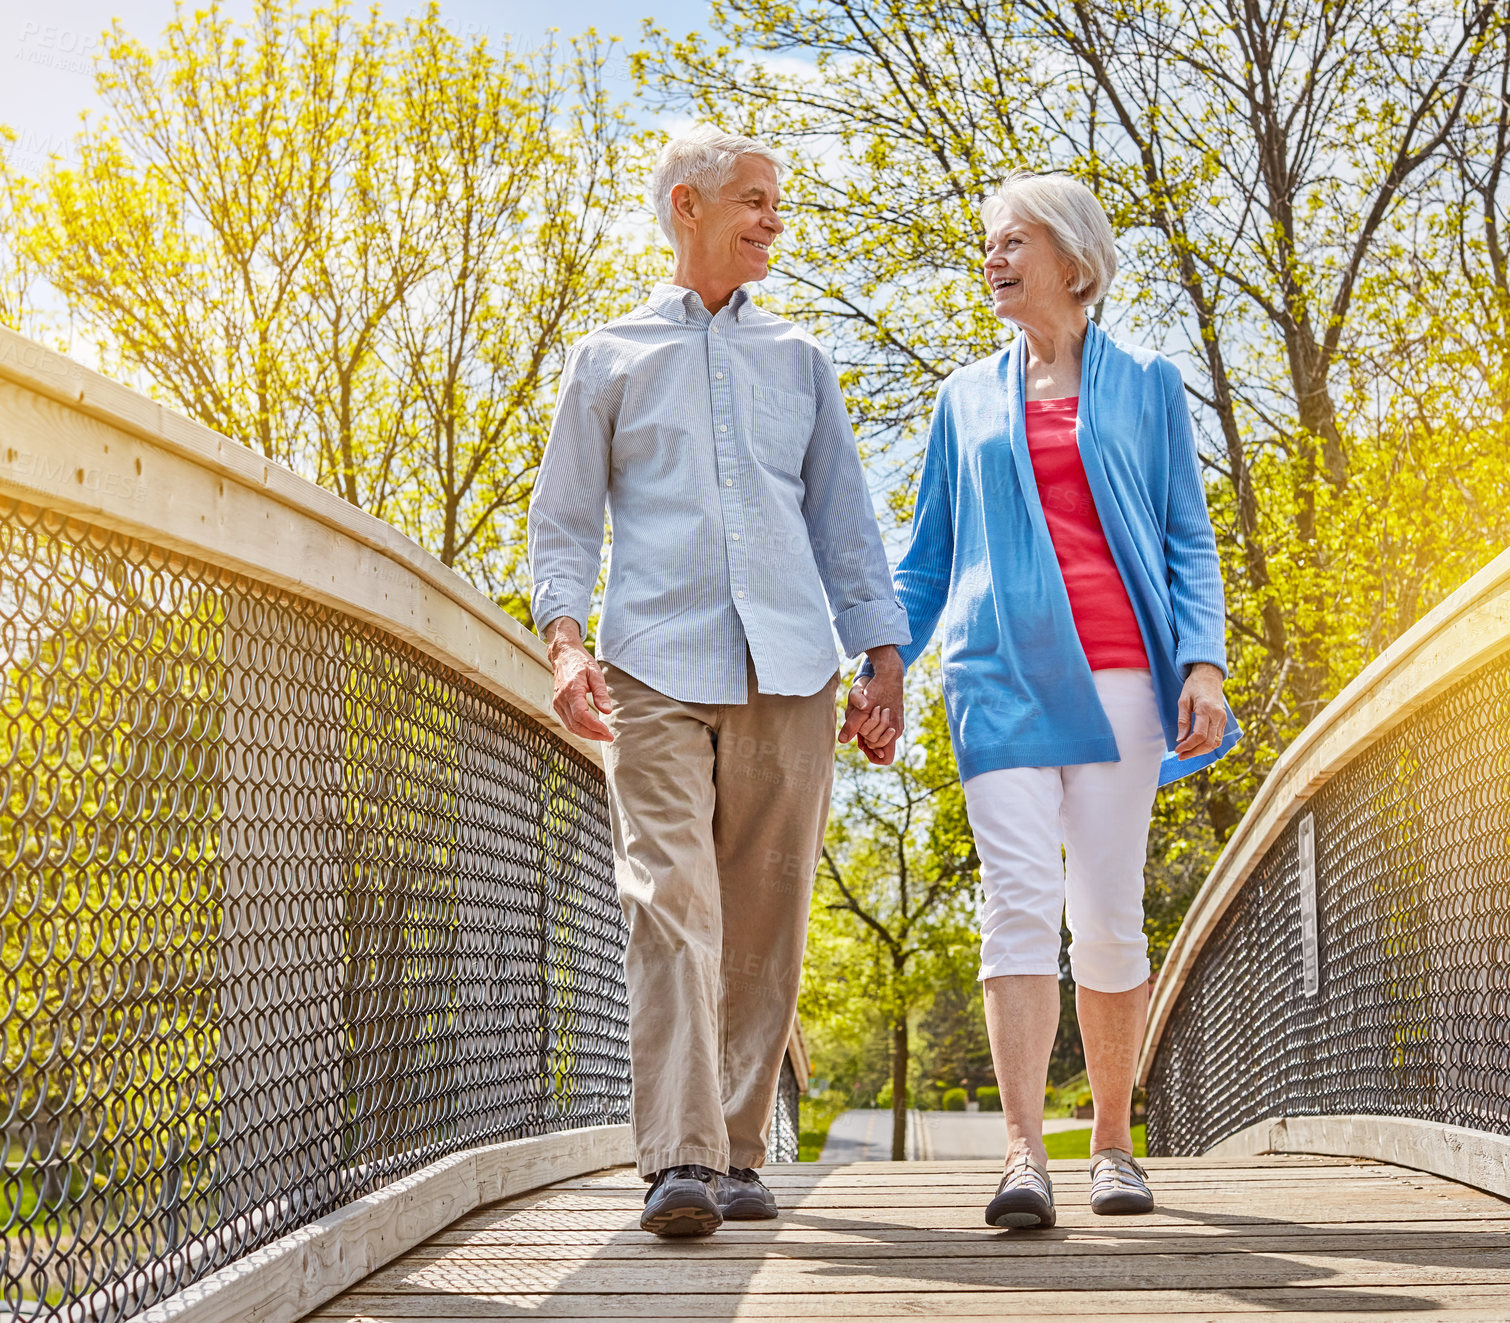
top-left (1140, 543), bottom-right (1510, 1194)
top-left (0, 330), bottom-right (800, 1322)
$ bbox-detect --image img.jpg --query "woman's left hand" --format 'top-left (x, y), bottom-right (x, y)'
top-left (1176, 662), bottom-right (1227, 760)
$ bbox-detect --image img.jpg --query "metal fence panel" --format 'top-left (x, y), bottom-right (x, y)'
top-left (0, 501), bottom-right (629, 1320)
top-left (1146, 652), bottom-right (1510, 1155)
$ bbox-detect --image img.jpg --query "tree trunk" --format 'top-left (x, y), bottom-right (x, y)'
top-left (890, 1016), bottom-right (909, 1162)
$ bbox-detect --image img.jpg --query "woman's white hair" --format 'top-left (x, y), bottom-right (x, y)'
top-left (650, 124), bottom-right (787, 251)
top-left (981, 171), bottom-right (1118, 306)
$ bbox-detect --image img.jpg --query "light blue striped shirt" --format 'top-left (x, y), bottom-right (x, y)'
top-left (528, 282), bottom-right (909, 704)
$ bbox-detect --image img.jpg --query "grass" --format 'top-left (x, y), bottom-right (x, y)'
top-left (798, 1090), bottom-right (851, 1162)
top-left (1043, 1122), bottom-right (1146, 1160)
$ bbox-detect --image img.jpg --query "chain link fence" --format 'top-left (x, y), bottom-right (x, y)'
top-left (0, 499), bottom-right (636, 1320)
top-left (1146, 649), bottom-right (1510, 1156)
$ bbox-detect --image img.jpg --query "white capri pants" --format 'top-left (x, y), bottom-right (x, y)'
top-left (963, 668), bottom-right (1166, 994)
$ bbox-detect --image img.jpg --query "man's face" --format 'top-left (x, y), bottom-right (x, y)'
top-left (679, 154), bottom-right (784, 286)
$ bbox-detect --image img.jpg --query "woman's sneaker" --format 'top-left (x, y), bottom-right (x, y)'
top-left (715, 1166), bottom-right (779, 1219)
top-left (640, 1165), bottom-right (722, 1237)
top-left (985, 1154), bottom-right (1056, 1228)
top-left (1089, 1148), bottom-right (1154, 1214)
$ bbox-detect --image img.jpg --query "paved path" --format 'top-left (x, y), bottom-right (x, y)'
top-left (820, 1109), bottom-right (1090, 1163)
top-left (321, 1155), bottom-right (1510, 1320)
top-left (818, 1109), bottom-right (903, 1163)
top-left (911, 1111), bottom-right (1092, 1161)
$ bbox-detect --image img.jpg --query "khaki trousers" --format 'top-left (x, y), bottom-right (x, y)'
top-left (602, 659), bottom-right (837, 1177)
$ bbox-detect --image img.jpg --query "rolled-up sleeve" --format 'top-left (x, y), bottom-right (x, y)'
top-left (1161, 360), bottom-right (1229, 676)
top-left (800, 351), bottom-right (910, 656)
top-left (527, 346), bottom-right (610, 635)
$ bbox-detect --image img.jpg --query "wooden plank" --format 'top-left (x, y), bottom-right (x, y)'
top-left (402, 1229), bottom-right (1510, 1261)
top-left (454, 1189), bottom-right (1499, 1217)
top-left (346, 1247), bottom-right (1510, 1294)
top-left (424, 1218), bottom-right (1510, 1247)
top-left (317, 1156), bottom-right (1510, 1322)
top-left (440, 1205), bottom-right (1507, 1232)
top-left (315, 1313), bottom-right (1510, 1323)
top-left (310, 1282), bottom-right (1510, 1317)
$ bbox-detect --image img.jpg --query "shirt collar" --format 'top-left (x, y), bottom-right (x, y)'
top-left (648, 282), bottom-right (753, 324)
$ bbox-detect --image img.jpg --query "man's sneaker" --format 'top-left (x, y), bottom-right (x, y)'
top-left (640, 1165), bottom-right (722, 1237)
top-left (715, 1166), bottom-right (778, 1220)
top-left (1089, 1148), bottom-right (1155, 1214)
top-left (984, 1154), bottom-right (1056, 1228)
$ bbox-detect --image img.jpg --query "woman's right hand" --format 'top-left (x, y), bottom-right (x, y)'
top-left (839, 680), bottom-right (900, 765)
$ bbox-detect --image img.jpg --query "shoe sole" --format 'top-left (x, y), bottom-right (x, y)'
top-left (1091, 1194), bottom-right (1154, 1215)
top-left (985, 1196), bottom-right (1056, 1229)
top-left (720, 1199), bottom-right (779, 1221)
top-left (992, 1209), bottom-right (1055, 1228)
top-left (641, 1202), bottom-right (723, 1237)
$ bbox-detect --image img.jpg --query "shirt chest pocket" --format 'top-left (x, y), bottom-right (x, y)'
top-left (751, 384), bottom-right (814, 478)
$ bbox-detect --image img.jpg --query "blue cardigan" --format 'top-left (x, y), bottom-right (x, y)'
top-left (891, 320), bottom-right (1241, 785)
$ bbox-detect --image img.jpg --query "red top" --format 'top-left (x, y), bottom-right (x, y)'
top-left (1023, 397), bottom-right (1148, 670)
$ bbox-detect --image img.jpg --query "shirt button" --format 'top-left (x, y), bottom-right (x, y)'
top-left (731, 533), bottom-right (740, 541)
top-left (719, 424), bottom-right (728, 433)
top-left (716, 371), bottom-right (724, 380)
top-left (737, 590), bottom-right (746, 599)
top-left (711, 326), bottom-right (719, 335)
top-left (725, 478), bottom-right (733, 487)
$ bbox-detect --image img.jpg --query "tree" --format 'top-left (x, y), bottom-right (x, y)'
top-left (12, 0), bottom-right (650, 611)
top-left (802, 670), bottom-right (979, 1159)
top-left (642, 0), bottom-right (1510, 874)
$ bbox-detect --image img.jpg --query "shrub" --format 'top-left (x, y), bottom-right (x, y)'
top-left (942, 1088), bottom-right (968, 1111)
top-left (875, 1081), bottom-right (914, 1109)
top-left (976, 1086), bottom-right (1001, 1111)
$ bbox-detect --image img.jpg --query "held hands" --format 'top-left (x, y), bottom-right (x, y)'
top-left (1176, 662), bottom-right (1226, 760)
top-left (838, 645), bottom-right (905, 765)
top-left (544, 618), bottom-right (614, 742)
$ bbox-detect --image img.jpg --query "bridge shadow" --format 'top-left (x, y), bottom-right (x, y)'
top-left (343, 1162), bottom-right (1510, 1317)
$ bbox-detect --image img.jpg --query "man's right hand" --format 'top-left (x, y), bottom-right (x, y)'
top-left (544, 618), bottom-right (614, 742)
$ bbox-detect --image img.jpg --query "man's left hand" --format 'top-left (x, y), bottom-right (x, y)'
top-left (1176, 662), bottom-right (1227, 760)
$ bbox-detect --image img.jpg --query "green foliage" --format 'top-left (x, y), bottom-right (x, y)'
top-left (1044, 1125), bottom-right (1147, 1161)
top-left (644, 0), bottom-right (1510, 905)
top-left (914, 966), bottom-right (993, 1100)
top-left (797, 1089), bottom-right (850, 1162)
top-left (800, 661), bottom-right (979, 1147)
top-left (1044, 1073), bottom-right (1091, 1119)
top-left (4, 0), bottom-right (653, 611)
top-left (941, 1088), bottom-right (968, 1112)
top-left (976, 1086), bottom-right (1001, 1112)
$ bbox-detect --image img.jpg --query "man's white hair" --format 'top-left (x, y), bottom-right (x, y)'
top-left (981, 171), bottom-right (1118, 306)
top-left (650, 124), bottom-right (787, 251)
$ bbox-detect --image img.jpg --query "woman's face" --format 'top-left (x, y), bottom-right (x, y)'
top-left (983, 206), bottom-right (1080, 325)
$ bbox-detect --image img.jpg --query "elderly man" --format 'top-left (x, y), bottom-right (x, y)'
top-left (527, 124), bottom-right (908, 1237)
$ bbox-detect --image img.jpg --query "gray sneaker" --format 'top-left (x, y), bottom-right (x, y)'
top-left (1089, 1148), bottom-right (1154, 1214)
top-left (985, 1154), bottom-right (1056, 1228)
top-left (716, 1166), bottom-right (778, 1220)
top-left (640, 1164), bottom-right (722, 1237)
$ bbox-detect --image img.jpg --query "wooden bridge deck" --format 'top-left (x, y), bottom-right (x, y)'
top-left (317, 1156), bottom-right (1510, 1321)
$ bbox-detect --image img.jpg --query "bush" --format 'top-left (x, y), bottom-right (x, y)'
top-left (798, 1089), bottom-right (850, 1162)
top-left (942, 1088), bottom-right (968, 1111)
top-left (875, 1081), bottom-right (914, 1109)
top-left (976, 1086), bottom-right (1001, 1111)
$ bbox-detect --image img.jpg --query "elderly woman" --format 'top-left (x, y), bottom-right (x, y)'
top-left (846, 171), bottom-right (1239, 1227)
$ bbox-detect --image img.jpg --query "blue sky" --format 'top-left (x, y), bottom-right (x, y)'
top-left (4, 0), bottom-right (713, 172)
